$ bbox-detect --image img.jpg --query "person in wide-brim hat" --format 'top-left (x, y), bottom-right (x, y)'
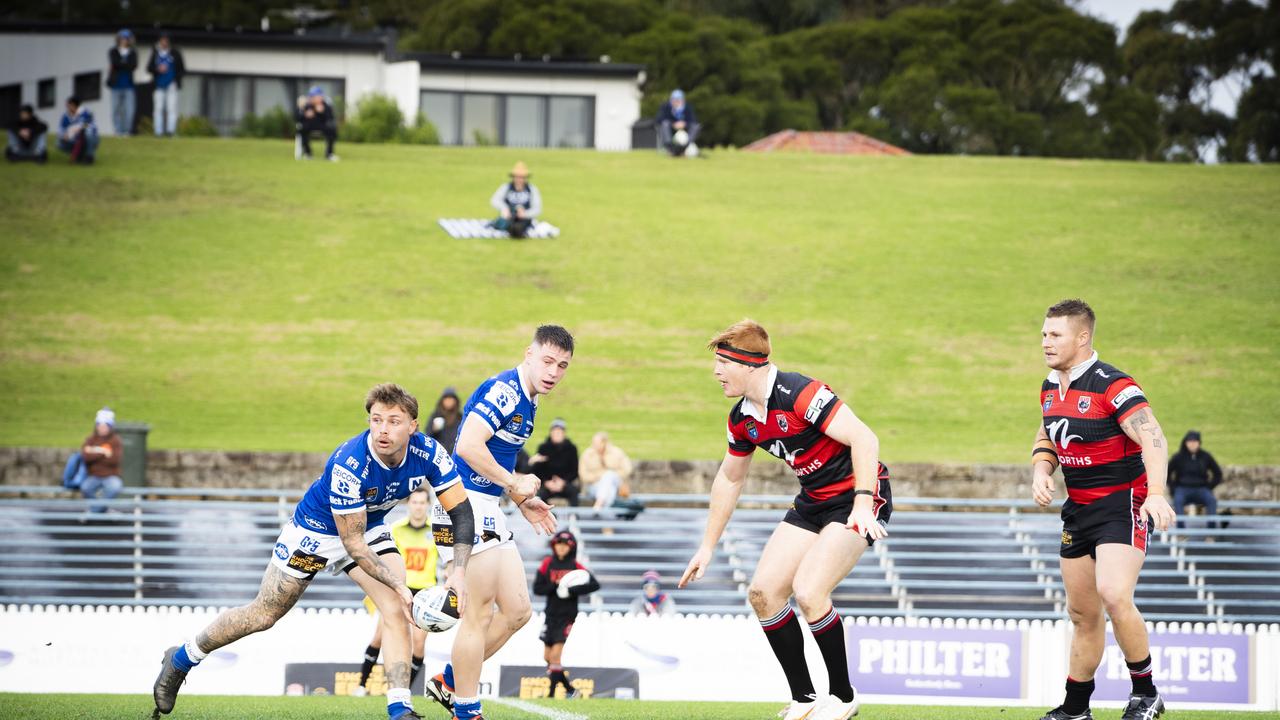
top-left (490, 160), bottom-right (542, 239)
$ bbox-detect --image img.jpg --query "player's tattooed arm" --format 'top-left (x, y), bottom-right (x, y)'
top-left (1123, 408), bottom-right (1165, 450)
top-left (335, 511), bottom-right (403, 590)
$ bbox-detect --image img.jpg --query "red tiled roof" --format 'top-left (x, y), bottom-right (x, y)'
top-left (743, 130), bottom-right (910, 156)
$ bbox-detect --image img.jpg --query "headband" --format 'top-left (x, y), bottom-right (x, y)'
top-left (715, 342), bottom-right (769, 368)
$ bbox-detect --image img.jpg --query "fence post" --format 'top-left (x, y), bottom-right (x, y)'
top-left (133, 493), bottom-right (143, 600)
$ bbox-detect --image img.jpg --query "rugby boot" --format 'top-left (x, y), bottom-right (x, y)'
top-left (1038, 708), bottom-right (1093, 720)
top-left (152, 646), bottom-right (188, 715)
top-left (390, 710), bottom-right (424, 720)
top-left (1120, 693), bottom-right (1165, 720)
top-left (777, 694), bottom-right (822, 720)
top-left (813, 691), bottom-right (859, 720)
top-left (425, 672), bottom-right (454, 713)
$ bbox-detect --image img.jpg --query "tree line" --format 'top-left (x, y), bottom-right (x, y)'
top-left (13, 0), bottom-right (1277, 161)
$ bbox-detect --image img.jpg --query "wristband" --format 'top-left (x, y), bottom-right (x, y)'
top-left (1032, 447), bottom-right (1059, 459)
top-left (853, 489), bottom-right (874, 497)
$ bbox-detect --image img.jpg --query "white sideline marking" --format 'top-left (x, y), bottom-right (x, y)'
top-left (488, 696), bottom-right (589, 720)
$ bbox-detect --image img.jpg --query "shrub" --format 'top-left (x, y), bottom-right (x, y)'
top-left (398, 113), bottom-right (440, 145)
top-left (341, 93), bottom-right (404, 143)
top-left (177, 115), bottom-right (219, 137)
top-left (236, 106), bottom-right (295, 139)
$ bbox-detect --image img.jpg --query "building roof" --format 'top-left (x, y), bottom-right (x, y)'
top-left (0, 22), bottom-right (391, 51)
top-left (743, 130), bottom-right (911, 156)
top-left (406, 53), bottom-right (644, 79)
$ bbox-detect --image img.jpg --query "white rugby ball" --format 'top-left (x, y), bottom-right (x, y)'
top-left (559, 568), bottom-right (591, 589)
top-left (412, 586), bottom-right (460, 633)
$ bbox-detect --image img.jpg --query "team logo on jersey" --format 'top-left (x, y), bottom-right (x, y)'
top-left (409, 475), bottom-right (425, 492)
top-left (777, 415), bottom-right (789, 433)
top-left (365, 488), bottom-right (378, 501)
top-left (1047, 418), bottom-right (1083, 449)
top-left (745, 419), bottom-right (759, 440)
top-left (1043, 394), bottom-right (1053, 411)
top-left (274, 542), bottom-right (289, 560)
top-left (1061, 530), bottom-right (1072, 546)
top-left (506, 413), bottom-right (524, 432)
top-left (1077, 397), bottom-right (1091, 414)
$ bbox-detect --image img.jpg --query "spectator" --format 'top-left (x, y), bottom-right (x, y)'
top-left (147, 32), bottom-right (185, 137)
top-left (579, 431), bottom-right (643, 518)
top-left (531, 418), bottom-right (580, 506)
top-left (489, 161), bottom-right (542, 238)
top-left (107, 28), bottom-right (138, 136)
top-left (56, 96), bottom-right (99, 165)
top-left (80, 407), bottom-right (124, 513)
top-left (655, 89), bottom-right (700, 157)
top-left (6, 104), bottom-right (48, 163)
top-left (1169, 430), bottom-right (1224, 529)
top-left (295, 86), bottom-right (338, 161)
top-left (425, 387), bottom-right (463, 454)
top-left (629, 570), bottom-right (676, 616)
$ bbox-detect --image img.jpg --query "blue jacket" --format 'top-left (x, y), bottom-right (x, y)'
top-left (656, 99), bottom-right (696, 126)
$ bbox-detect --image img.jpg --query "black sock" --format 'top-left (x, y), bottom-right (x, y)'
top-left (1063, 677), bottom-right (1095, 714)
top-left (1127, 655), bottom-right (1156, 696)
top-left (760, 605), bottom-right (816, 703)
top-left (411, 655), bottom-right (424, 685)
top-left (807, 606), bottom-right (853, 702)
top-left (359, 644), bottom-right (379, 686)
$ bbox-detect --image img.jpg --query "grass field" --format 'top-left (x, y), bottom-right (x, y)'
top-left (0, 694), bottom-right (1271, 720)
top-left (2, 138), bottom-right (1277, 462)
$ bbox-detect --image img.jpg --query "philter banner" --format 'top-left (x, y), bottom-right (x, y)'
top-left (498, 665), bottom-right (640, 700)
top-left (846, 625), bottom-right (1026, 699)
top-left (282, 663), bottom-right (425, 696)
top-left (1094, 631), bottom-right (1252, 704)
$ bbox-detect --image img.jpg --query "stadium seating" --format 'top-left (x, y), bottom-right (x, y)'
top-left (2, 486), bottom-right (1277, 624)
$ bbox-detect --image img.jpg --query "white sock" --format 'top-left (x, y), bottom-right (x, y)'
top-left (387, 687), bottom-right (412, 707)
top-left (184, 639), bottom-right (208, 662)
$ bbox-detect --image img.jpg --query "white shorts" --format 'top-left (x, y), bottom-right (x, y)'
top-left (432, 490), bottom-right (515, 562)
top-left (270, 519), bottom-right (399, 580)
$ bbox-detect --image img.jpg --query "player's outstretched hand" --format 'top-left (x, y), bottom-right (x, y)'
top-left (519, 496), bottom-right (557, 535)
top-left (445, 566), bottom-right (467, 617)
top-left (1140, 494), bottom-right (1176, 533)
top-left (847, 506), bottom-right (887, 542)
top-left (396, 585), bottom-right (414, 624)
top-left (679, 546), bottom-right (712, 589)
top-left (1032, 468), bottom-right (1056, 507)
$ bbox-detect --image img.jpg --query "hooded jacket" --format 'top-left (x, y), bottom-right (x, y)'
top-left (426, 387), bottom-right (462, 453)
top-left (533, 531), bottom-right (600, 617)
top-left (1168, 433), bottom-right (1223, 489)
top-left (81, 430), bottom-right (123, 478)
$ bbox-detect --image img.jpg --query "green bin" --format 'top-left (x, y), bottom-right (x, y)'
top-left (115, 421), bottom-right (150, 487)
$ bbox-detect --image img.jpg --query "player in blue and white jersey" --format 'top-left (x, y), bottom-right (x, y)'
top-left (152, 384), bottom-right (476, 720)
top-left (425, 325), bottom-right (573, 720)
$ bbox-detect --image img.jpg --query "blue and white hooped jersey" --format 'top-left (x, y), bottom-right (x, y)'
top-left (293, 430), bottom-right (461, 535)
top-left (453, 366), bottom-right (538, 498)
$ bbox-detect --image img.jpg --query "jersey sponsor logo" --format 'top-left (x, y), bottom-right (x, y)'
top-left (1060, 455), bottom-right (1094, 467)
top-left (484, 381), bottom-right (520, 415)
top-left (483, 515), bottom-right (497, 531)
top-left (302, 515), bottom-right (327, 530)
top-left (1043, 394), bottom-right (1053, 411)
top-left (274, 542), bottom-right (289, 560)
top-left (365, 487), bottom-right (378, 501)
top-left (1111, 385), bottom-right (1145, 408)
top-left (745, 419), bottom-right (759, 440)
top-left (1077, 397), bottom-right (1091, 414)
top-left (409, 443), bottom-right (432, 461)
top-left (469, 472), bottom-right (492, 487)
top-left (433, 523), bottom-right (455, 545)
top-left (331, 495), bottom-right (363, 508)
top-left (777, 415), bottom-right (789, 432)
top-left (805, 387), bottom-right (835, 423)
top-left (1047, 418), bottom-right (1083, 450)
top-left (286, 549), bottom-right (327, 574)
top-left (767, 440), bottom-right (802, 465)
top-left (432, 445), bottom-right (455, 475)
top-left (385, 481), bottom-right (401, 497)
top-left (1061, 530), bottom-right (1072, 546)
top-left (299, 535), bottom-right (320, 553)
top-left (777, 384), bottom-right (792, 395)
top-left (330, 465), bottom-right (361, 499)
top-left (1095, 368), bottom-right (1112, 379)
top-left (345, 456), bottom-right (360, 471)
top-left (795, 457), bottom-right (824, 476)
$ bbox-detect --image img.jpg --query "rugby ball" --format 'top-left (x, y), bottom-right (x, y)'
top-left (412, 586), bottom-right (460, 633)
top-left (672, 129), bottom-right (689, 147)
top-left (559, 568), bottom-right (591, 589)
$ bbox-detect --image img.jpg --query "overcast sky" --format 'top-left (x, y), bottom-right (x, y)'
top-left (1074, 0), bottom-right (1175, 36)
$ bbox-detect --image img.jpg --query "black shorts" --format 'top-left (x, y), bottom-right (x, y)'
top-left (540, 614), bottom-right (576, 647)
top-left (1060, 489), bottom-right (1149, 559)
top-left (783, 473), bottom-right (892, 546)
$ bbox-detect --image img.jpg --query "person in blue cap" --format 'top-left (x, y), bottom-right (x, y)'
top-left (146, 32), bottom-right (185, 137)
top-left (296, 85), bottom-right (338, 161)
top-left (107, 29), bottom-right (137, 136)
top-left (655, 88), bottom-right (700, 157)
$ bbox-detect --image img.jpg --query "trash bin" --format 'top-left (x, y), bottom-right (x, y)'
top-left (115, 421), bottom-right (150, 487)
top-left (631, 118), bottom-right (656, 151)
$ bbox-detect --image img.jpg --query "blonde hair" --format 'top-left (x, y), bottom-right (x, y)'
top-left (707, 319), bottom-right (771, 356)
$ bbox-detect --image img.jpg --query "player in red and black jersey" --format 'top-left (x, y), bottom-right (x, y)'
top-left (680, 320), bottom-right (890, 720)
top-left (1032, 299), bottom-right (1175, 720)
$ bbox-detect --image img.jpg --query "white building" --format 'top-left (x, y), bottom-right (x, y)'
top-left (0, 24), bottom-right (645, 151)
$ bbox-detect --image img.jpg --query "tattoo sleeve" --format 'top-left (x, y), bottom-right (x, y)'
top-left (445, 497), bottom-right (474, 571)
top-left (1126, 408), bottom-right (1165, 449)
top-left (337, 511), bottom-right (402, 590)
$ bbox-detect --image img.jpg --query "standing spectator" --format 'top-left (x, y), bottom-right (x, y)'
top-left (579, 431), bottom-right (643, 517)
top-left (107, 29), bottom-right (138, 136)
top-left (532, 531), bottom-right (600, 699)
top-left (147, 32), bottom-right (185, 137)
top-left (6, 104), bottom-right (48, 163)
top-left (425, 387), bottom-right (463, 454)
top-left (56, 96), bottom-right (99, 165)
top-left (1169, 430), bottom-right (1224, 529)
top-left (488, 161), bottom-right (542, 238)
top-left (655, 89), bottom-right (700, 157)
top-left (629, 570), bottom-right (676, 616)
top-left (80, 407), bottom-right (124, 513)
top-left (531, 419), bottom-right (580, 506)
top-left (295, 86), bottom-right (338, 161)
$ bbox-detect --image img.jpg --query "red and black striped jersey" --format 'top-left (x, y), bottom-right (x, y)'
top-left (1041, 355), bottom-right (1150, 505)
top-left (727, 366), bottom-right (885, 502)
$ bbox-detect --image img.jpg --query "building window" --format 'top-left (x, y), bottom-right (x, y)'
top-left (421, 89), bottom-right (595, 148)
top-left (73, 71), bottom-right (101, 101)
top-left (505, 95), bottom-right (546, 148)
top-left (462, 94), bottom-right (499, 146)
top-left (0, 84), bottom-right (20, 129)
top-left (549, 96), bottom-right (593, 148)
top-left (178, 73), bottom-right (344, 135)
top-left (421, 91), bottom-right (459, 145)
top-left (38, 78), bottom-right (56, 109)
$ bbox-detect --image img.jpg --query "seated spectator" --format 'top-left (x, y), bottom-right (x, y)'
top-left (1169, 430), bottom-right (1224, 529)
top-left (6, 104), bottom-right (48, 163)
top-left (488, 161), bottom-right (542, 238)
top-left (56, 96), bottom-right (99, 165)
top-left (80, 407), bottom-right (124, 512)
top-left (579, 431), bottom-right (644, 518)
top-left (426, 387), bottom-right (463, 454)
top-left (629, 570), bottom-right (676, 616)
top-left (531, 418), bottom-right (580, 506)
top-left (655, 89), bottom-right (699, 157)
top-left (296, 86), bottom-right (338, 161)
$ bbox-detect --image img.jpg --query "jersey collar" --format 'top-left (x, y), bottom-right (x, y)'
top-left (514, 364), bottom-right (539, 406)
top-left (739, 364), bottom-right (778, 423)
top-left (1047, 350), bottom-right (1099, 398)
top-left (367, 432), bottom-right (409, 471)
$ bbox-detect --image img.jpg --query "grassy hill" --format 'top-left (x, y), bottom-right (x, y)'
top-left (1, 138), bottom-right (1277, 462)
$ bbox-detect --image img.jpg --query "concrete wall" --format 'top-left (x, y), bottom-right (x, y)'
top-left (0, 32), bottom-right (118, 130)
top-left (3, 446), bottom-right (1276, 505)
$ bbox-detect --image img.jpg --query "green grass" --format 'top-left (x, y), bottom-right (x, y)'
top-left (0, 694), bottom-right (1270, 719)
top-left (1, 138), bottom-right (1278, 462)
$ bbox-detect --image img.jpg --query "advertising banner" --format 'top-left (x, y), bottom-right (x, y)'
top-left (1094, 631), bottom-right (1252, 704)
top-left (847, 624), bottom-right (1025, 699)
top-left (283, 663), bottom-right (426, 696)
top-left (498, 665), bottom-right (640, 699)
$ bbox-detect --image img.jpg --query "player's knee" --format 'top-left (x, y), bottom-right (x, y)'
top-left (507, 601), bottom-right (532, 630)
top-left (793, 586), bottom-right (829, 618)
top-left (1097, 583), bottom-right (1134, 615)
top-left (1067, 601), bottom-right (1103, 627)
top-left (747, 584), bottom-right (781, 616)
